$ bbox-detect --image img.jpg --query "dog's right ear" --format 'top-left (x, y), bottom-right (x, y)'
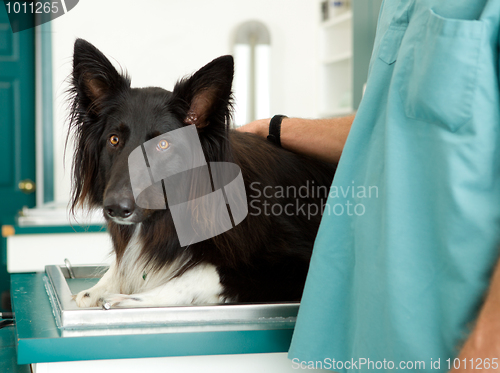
top-left (67, 39), bottom-right (131, 213)
top-left (71, 38), bottom-right (130, 114)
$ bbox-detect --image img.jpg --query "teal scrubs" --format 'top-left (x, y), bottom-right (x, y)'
top-left (289, 0), bottom-right (500, 371)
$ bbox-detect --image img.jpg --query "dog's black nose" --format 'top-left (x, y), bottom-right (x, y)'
top-left (104, 200), bottom-right (135, 219)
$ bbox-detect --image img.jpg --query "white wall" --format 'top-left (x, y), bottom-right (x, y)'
top-left (51, 0), bottom-right (319, 203)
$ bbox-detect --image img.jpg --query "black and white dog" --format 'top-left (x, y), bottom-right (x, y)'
top-left (69, 39), bottom-right (335, 308)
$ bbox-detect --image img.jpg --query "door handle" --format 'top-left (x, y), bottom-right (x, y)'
top-left (19, 179), bottom-right (36, 194)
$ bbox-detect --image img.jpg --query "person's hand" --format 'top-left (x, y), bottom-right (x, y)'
top-left (235, 118), bottom-right (270, 138)
top-left (450, 329), bottom-right (500, 372)
top-left (450, 273), bottom-right (500, 373)
top-left (450, 314), bottom-right (500, 372)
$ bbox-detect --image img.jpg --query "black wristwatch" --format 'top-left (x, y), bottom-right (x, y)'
top-left (267, 115), bottom-right (287, 147)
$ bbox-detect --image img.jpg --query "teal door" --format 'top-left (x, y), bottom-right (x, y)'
top-left (0, 5), bottom-right (36, 216)
top-left (0, 4), bottom-right (36, 309)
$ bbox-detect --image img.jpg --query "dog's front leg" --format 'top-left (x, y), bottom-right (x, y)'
top-left (99, 263), bottom-right (226, 308)
top-left (74, 261), bottom-right (121, 307)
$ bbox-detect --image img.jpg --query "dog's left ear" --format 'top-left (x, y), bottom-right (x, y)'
top-left (171, 55), bottom-right (234, 129)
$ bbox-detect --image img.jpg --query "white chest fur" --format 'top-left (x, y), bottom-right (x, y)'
top-left (112, 224), bottom-right (225, 306)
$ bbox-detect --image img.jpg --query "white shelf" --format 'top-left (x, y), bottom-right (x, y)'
top-left (317, 1), bottom-right (353, 119)
top-left (321, 10), bottom-right (352, 28)
top-left (323, 51), bottom-right (353, 64)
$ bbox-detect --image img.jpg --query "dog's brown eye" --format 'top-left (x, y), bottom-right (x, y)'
top-left (109, 135), bottom-right (120, 146)
top-left (157, 139), bottom-right (169, 151)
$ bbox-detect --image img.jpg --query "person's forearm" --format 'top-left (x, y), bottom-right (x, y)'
top-left (451, 258), bottom-right (500, 372)
top-left (238, 115), bottom-right (355, 163)
top-left (280, 116), bottom-right (354, 163)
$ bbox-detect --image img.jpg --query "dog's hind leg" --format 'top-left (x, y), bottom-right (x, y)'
top-left (96, 263), bottom-right (225, 308)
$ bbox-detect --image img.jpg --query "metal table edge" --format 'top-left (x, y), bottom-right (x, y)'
top-left (11, 273), bottom-right (295, 365)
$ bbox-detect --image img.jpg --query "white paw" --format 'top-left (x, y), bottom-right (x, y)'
top-left (73, 288), bottom-right (110, 308)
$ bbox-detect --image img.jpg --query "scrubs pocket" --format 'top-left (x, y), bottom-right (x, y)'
top-left (399, 9), bottom-right (484, 132)
top-left (378, 27), bottom-right (407, 65)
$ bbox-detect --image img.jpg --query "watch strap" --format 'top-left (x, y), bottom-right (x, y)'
top-left (267, 115), bottom-right (287, 147)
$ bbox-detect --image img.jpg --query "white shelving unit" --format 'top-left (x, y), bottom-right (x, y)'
top-left (318, 8), bottom-right (354, 118)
